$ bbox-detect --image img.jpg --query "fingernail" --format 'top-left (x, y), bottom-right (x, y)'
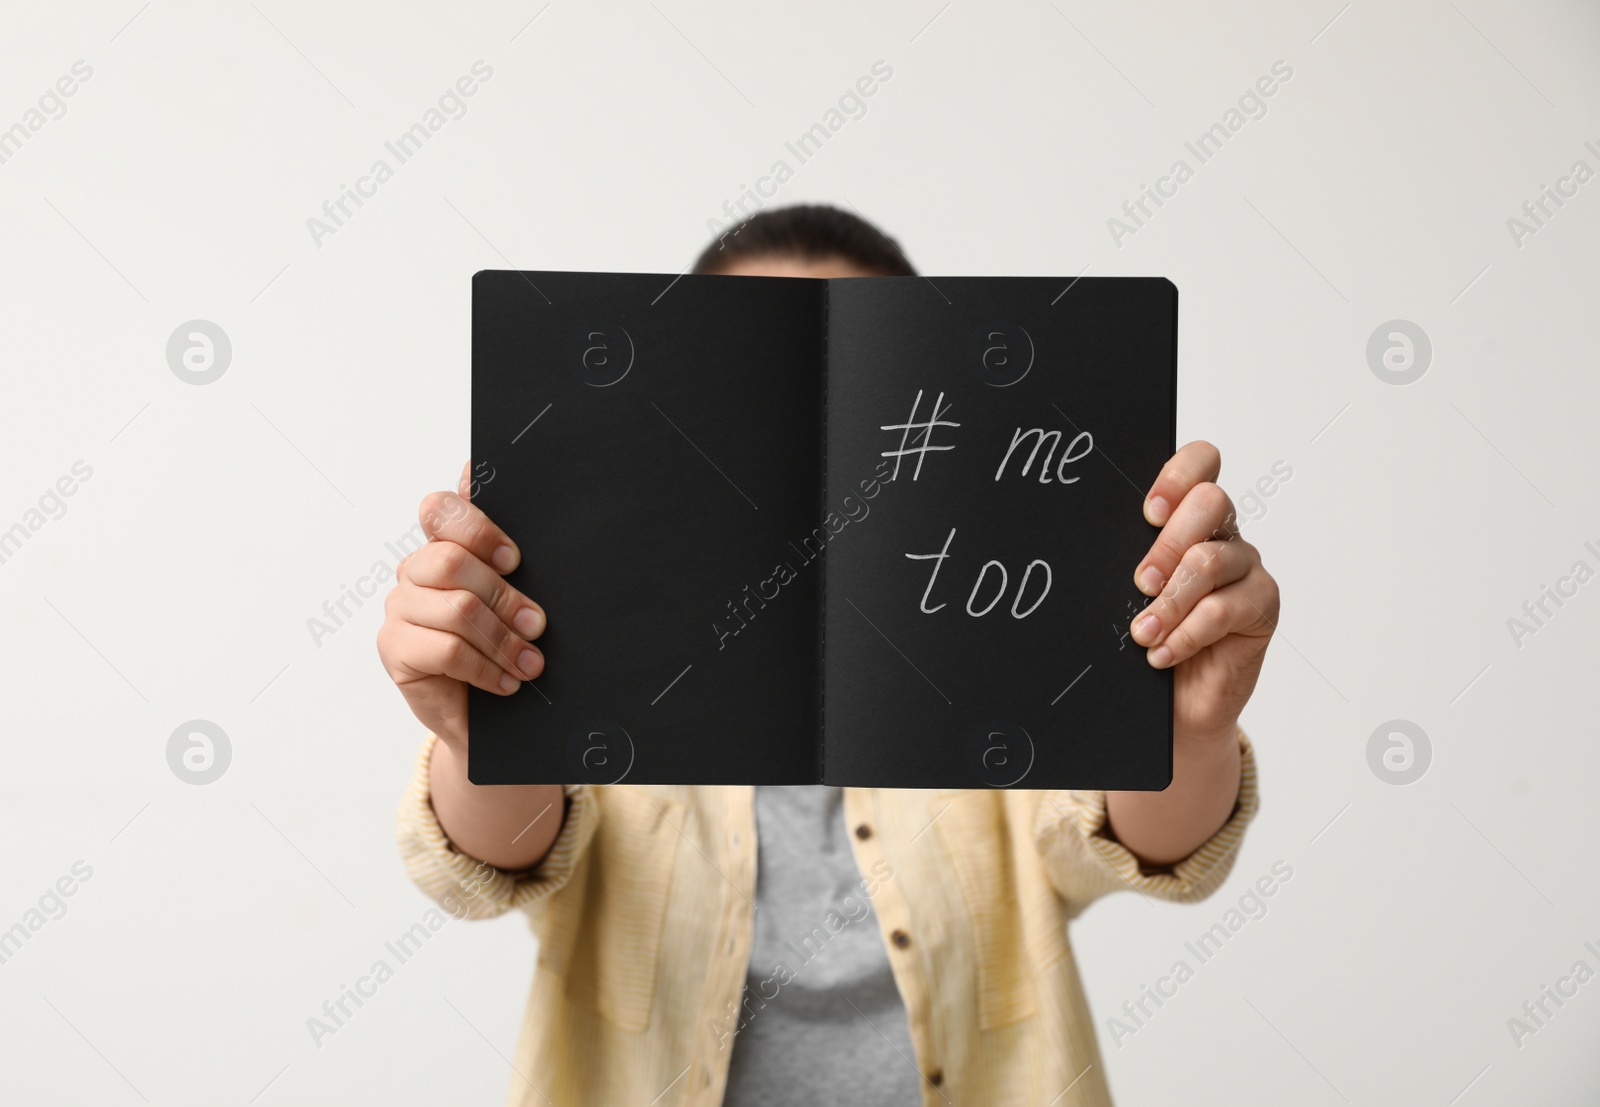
top-left (1149, 645), bottom-right (1173, 668)
top-left (498, 672), bottom-right (519, 694)
top-left (492, 544), bottom-right (519, 573)
top-left (513, 607), bottom-right (544, 637)
top-left (1146, 495), bottom-right (1171, 525)
top-left (517, 649), bottom-right (541, 677)
top-left (1134, 614), bottom-right (1160, 644)
top-left (1138, 566), bottom-right (1164, 595)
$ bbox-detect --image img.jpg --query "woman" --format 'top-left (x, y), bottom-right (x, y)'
top-left (380, 204), bottom-right (1278, 1105)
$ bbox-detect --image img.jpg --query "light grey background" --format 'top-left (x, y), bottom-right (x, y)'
top-left (2, 1), bottom-right (1597, 1103)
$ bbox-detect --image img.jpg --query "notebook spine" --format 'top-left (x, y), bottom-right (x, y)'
top-left (816, 281), bottom-right (830, 785)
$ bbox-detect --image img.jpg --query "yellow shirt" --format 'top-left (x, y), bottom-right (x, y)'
top-left (397, 729), bottom-right (1257, 1106)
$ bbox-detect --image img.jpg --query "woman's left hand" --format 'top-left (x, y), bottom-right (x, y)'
top-left (1130, 440), bottom-right (1279, 746)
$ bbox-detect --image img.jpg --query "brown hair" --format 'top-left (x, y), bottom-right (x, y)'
top-left (691, 203), bottom-right (917, 276)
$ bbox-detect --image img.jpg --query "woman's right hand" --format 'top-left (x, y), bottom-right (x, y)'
top-left (377, 461), bottom-right (546, 748)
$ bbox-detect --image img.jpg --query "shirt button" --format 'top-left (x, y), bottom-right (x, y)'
top-left (929, 1069), bottom-right (944, 1087)
top-left (854, 823), bottom-right (873, 840)
top-left (891, 928), bottom-right (911, 949)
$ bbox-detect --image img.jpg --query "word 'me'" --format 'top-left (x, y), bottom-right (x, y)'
top-left (994, 427), bottom-right (1093, 483)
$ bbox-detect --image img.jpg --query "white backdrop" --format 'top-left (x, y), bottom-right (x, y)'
top-left (2, 1), bottom-right (1598, 1103)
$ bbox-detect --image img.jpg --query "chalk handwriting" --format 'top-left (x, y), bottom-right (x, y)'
top-left (994, 427), bottom-right (1093, 483)
top-left (906, 527), bottom-right (1053, 619)
top-left (880, 390), bottom-right (959, 480)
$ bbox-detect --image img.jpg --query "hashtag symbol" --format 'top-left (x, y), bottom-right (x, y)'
top-left (880, 390), bottom-right (960, 481)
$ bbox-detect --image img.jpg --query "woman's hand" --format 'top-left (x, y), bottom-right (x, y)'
top-left (1104, 440), bottom-right (1278, 867)
top-left (377, 462), bottom-right (546, 747)
top-left (378, 462), bottom-right (562, 872)
top-left (1131, 440), bottom-right (1279, 746)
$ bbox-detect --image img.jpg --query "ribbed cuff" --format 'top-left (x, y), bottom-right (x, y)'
top-left (395, 732), bottom-right (598, 920)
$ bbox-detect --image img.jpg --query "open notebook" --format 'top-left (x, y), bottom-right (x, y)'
top-left (468, 270), bottom-right (1175, 789)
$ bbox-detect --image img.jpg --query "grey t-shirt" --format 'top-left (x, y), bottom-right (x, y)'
top-left (722, 786), bottom-right (923, 1104)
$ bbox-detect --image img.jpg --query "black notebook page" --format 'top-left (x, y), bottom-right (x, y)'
top-left (819, 276), bottom-right (1176, 789)
top-left (468, 271), bottom-right (826, 785)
